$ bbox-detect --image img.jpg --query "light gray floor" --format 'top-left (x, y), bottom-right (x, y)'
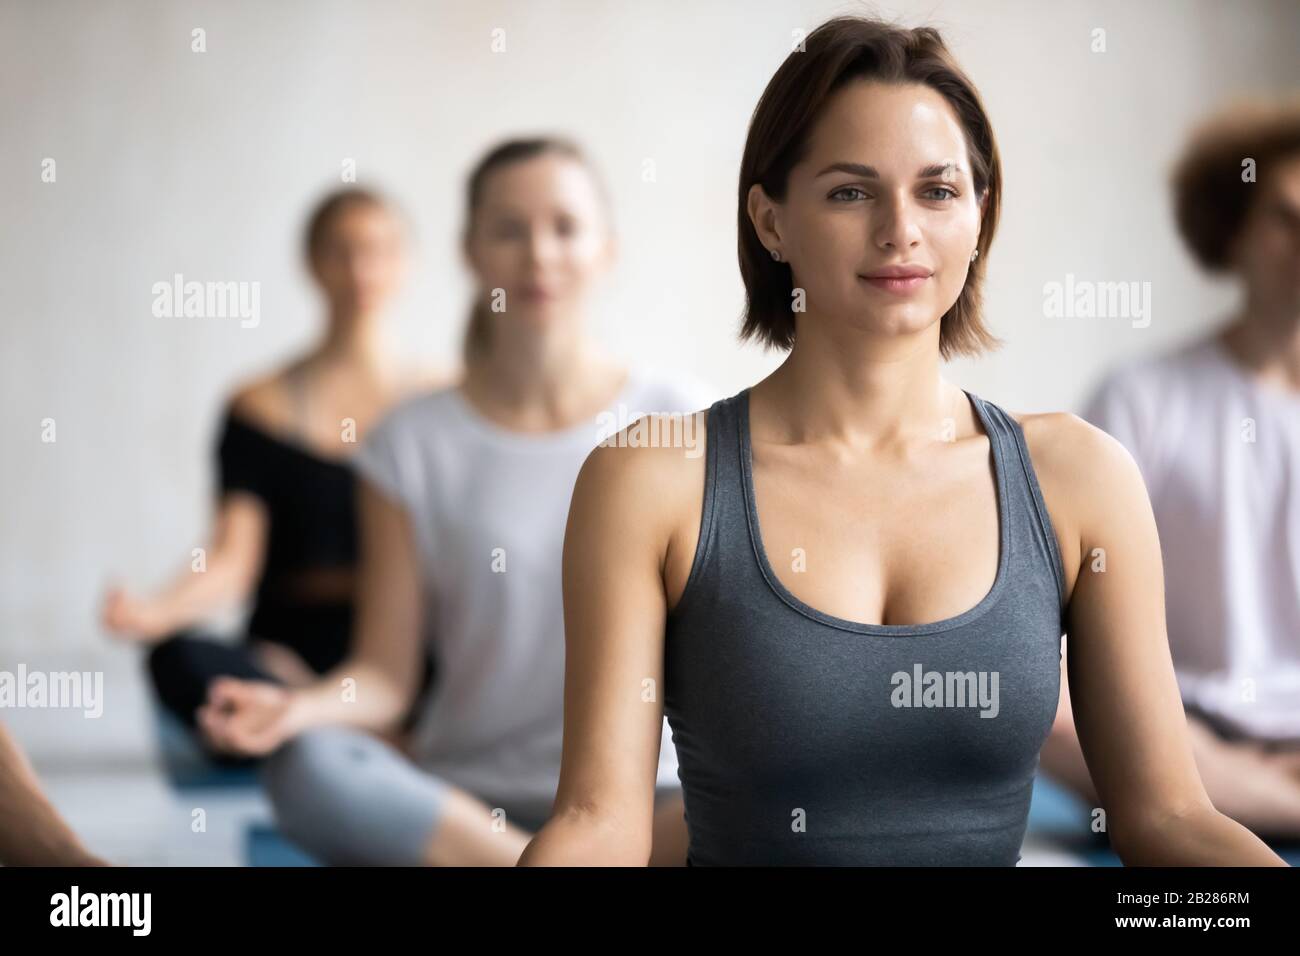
top-left (40, 763), bottom-right (271, 866)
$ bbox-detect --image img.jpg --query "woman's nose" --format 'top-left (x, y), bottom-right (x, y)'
top-left (873, 192), bottom-right (923, 251)
top-left (524, 228), bottom-right (562, 266)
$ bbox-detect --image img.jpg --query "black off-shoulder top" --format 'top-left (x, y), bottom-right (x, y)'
top-left (215, 409), bottom-right (357, 671)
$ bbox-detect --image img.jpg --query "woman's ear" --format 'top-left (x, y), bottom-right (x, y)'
top-left (747, 182), bottom-right (782, 252)
top-left (460, 230), bottom-right (477, 272)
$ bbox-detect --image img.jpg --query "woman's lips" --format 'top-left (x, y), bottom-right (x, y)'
top-left (859, 274), bottom-right (930, 295)
top-left (519, 285), bottom-right (557, 302)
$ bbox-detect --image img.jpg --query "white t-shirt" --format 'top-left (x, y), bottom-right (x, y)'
top-left (1082, 332), bottom-right (1300, 742)
top-left (353, 367), bottom-right (717, 810)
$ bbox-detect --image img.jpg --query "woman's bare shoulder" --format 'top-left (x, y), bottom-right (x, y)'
top-left (1007, 408), bottom-right (1152, 571)
top-left (579, 409), bottom-right (710, 489)
top-left (227, 358), bottom-right (451, 426)
top-left (226, 364), bottom-right (300, 429)
top-left (1011, 408), bottom-right (1144, 493)
top-left (573, 410), bottom-right (711, 542)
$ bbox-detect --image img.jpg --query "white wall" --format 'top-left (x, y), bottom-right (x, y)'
top-left (3, 0), bottom-right (1298, 764)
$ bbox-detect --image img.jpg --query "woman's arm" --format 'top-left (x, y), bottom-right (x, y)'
top-left (290, 478), bottom-right (427, 728)
top-left (102, 493), bottom-right (267, 640)
top-left (519, 424), bottom-right (697, 865)
top-left (1041, 645), bottom-right (1300, 837)
top-left (199, 479), bottom-right (426, 753)
top-left (0, 724), bottom-right (107, 866)
top-left (1032, 413), bottom-right (1286, 865)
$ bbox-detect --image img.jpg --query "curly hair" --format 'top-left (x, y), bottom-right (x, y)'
top-left (1171, 96), bottom-right (1300, 272)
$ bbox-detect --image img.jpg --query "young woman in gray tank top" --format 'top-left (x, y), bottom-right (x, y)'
top-left (520, 17), bottom-right (1287, 866)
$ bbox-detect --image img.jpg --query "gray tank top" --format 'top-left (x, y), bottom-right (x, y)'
top-left (663, 388), bottom-right (1068, 865)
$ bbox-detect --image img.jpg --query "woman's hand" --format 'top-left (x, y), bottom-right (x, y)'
top-left (100, 586), bottom-right (174, 642)
top-left (101, 495), bottom-right (270, 645)
top-left (197, 678), bottom-right (306, 756)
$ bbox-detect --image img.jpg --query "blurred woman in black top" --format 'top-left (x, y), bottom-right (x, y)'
top-left (101, 188), bottom-right (446, 757)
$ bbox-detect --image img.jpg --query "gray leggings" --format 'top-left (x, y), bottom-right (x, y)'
top-left (262, 727), bottom-right (678, 865)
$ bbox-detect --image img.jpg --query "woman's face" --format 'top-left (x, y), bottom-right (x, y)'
top-left (464, 153), bottom-right (614, 335)
top-left (750, 80), bottom-right (984, 345)
top-left (311, 202), bottom-right (407, 317)
top-left (1230, 152), bottom-right (1300, 319)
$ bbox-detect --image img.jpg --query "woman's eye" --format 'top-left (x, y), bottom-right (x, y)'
top-left (923, 186), bottom-right (959, 201)
top-left (492, 222), bottom-right (527, 240)
top-left (830, 186), bottom-right (868, 202)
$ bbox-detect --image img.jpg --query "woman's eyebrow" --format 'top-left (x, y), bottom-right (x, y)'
top-left (814, 161), bottom-right (964, 179)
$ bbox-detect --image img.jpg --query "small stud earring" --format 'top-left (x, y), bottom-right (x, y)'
top-left (970, 249), bottom-right (979, 262)
top-left (770, 248), bottom-right (782, 262)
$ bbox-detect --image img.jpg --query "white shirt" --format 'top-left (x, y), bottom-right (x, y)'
top-left (1082, 332), bottom-right (1300, 742)
top-left (353, 367), bottom-right (717, 809)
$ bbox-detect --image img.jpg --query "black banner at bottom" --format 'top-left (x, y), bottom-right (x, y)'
top-left (0, 865), bottom-right (1290, 940)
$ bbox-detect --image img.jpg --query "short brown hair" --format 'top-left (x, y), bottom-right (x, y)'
top-left (737, 16), bottom-right (1002, 360)
top-left (1171, 96), bottom-right (1300, 272)
top-left (303, 187), bottom-right (395, 263)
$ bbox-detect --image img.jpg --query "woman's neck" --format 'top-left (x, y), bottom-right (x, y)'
top-left (1219, 303), bottom-right (1300, 392)
top-left (308, 309), bottom-right (395, 381)
top-left (462, 330), bottom-right (624, 427)
top-left (757, 323), bottom-right (959, 449)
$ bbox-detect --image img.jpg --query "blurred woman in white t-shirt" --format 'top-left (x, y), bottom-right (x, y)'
top-left (196, 137), bottom-right (713, 865)
top-left (1042, 98), bottom-right (1300, 842)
